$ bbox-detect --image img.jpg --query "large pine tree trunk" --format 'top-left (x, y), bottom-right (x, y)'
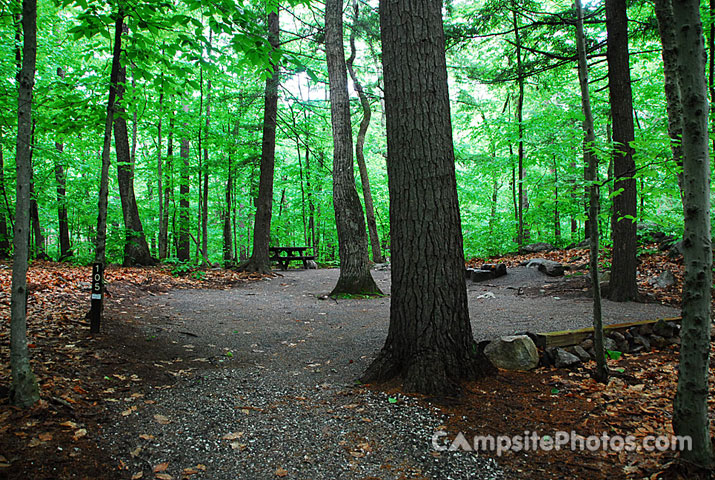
top-left (95, 11), bottom-right (123, 265)
top-left (653, 0), bottom-right (684, 200)
top-left (10, 0), bottom-right (39, 408)
top-left (606, 0), bottom-right (638, 302)
top-left (239, 10), bottom-right (280, 274)
top-left (347, 0), bottom-right (383, 264)
top-left (361, 0), bottom-right (493, 394)
top-left (671, 0), bottom-right (713, 468)
top-left (326, 0), bottom-right (381, 296)
top-left (576, 0), bottom-right (608, 383)
top-left (114, 50), bottom-right (156, 267)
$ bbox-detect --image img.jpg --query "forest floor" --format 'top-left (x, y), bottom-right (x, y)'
top-left (0, 246), bottom-right (710, 480)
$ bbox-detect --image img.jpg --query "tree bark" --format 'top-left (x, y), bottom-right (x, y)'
top-left (177, 103), bottom-right (190, 262)
top-left (95, 10), bottom-right (123, 265)
top-left (347, 0), bottom-right (383, 264)
top-left (552, 157), bottom-right (561, 242)
top-left (653, 0), bottom-right (685, 201)
top-left (54, 68), bottom-right (71, 261)
top-left (361, 0), bottom-right (493, 394)
top-left (325, 0), bottom-right (381, 296)
top-left (223, 153), bottom-right (234, 267)
top-left (10, 0), bottom-right (40, 408)
top-left (28, 124), bottom-right (47, 261)
top-left (201, 80), bottom-right (210, 266)
top-left (576, 0), bottom-right (608, 383)
top-left (671, 0), bottom-right (713, 468)
top-left (163, 108), bottom-right (174, 259)
top-left (114, 38), bottom-right (156, 267)
top-left (606, 0), bottom-right (638, 302)
top-left (0, 128), bottom-right (10, 258)
top-left (513, 8), bottom-right (529, 246)
top-left (239, 9), bottom-right (280, 274)
top-left (157, 85), bottom-right (166, 260)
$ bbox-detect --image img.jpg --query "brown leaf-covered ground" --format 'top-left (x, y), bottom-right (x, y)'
top-left (0, 261), bottom-right (265, 479)
top-left (0, 247), bottom-right (711, 479)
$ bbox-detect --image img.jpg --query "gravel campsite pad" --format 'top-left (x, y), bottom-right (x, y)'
top-left (98, 267), bottom-right (680, 480)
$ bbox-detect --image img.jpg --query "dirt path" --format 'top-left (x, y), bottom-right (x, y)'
top-left (98, 268), bottom-right (679, 480)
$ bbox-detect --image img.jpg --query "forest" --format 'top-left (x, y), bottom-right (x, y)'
top-left (2, 0), bottom-right (714, 476)
top-left (0, 0), bottom-right (704, 267)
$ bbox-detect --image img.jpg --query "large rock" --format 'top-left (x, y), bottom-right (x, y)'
top-left (667, 240), bottom-right (684, 258)
top-left (520, 242), bottom-right (556, 254)
top-left (484, 335), bottom-right (539, 371)
top-left (554, 348), bottom-right (581, 368)
top-left (526, 258), bottom-right (565, 277)
top-left (608, 331), bottom-right (629, 353)
top-left (653, 319), bottom-right (677, 338)
top-left (481, 263), bottom-right (507, 278)
top-left (649, 270), bottom-right (676, 289)
top-left (572, 345), bottom-right (592, 362)
top-left (603, 336), bottom-right (619, 352)
top-left (470, 269), bottom-right (494, 282)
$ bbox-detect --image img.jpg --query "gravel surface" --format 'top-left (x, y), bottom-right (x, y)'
top-left (100, 267), bottom-right (679, 479)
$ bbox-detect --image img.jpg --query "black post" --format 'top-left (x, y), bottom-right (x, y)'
top-left (89, 262), bottom-right (104, 333)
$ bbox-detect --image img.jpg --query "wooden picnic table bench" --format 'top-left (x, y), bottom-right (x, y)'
top-left (269, 246), bottom-right (316, 270)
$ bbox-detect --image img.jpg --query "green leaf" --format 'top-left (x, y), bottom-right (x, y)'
top-left (388, 397), bottom-right (397, 404)
top-left (606, 350), bottom-right (622, 360)
top-left (550, 388), bottom-right (559, 395)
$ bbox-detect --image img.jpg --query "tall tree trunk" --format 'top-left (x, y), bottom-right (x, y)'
top-left (513, 8), bottom-right (529, 246)
top-left (326, 0), bottom-right (381, 295)
top-left (95, 11), bottom-right (123, 265)
top-left (114, 37), bottom-right (156, 267)
top-left (177, 103), bottom-right (190, 262)
top-left (606, 0), bottom-right (638, 302)
top-left (201, 80), bottom-right (210, 266)
top-left (55, 67), bottom-right (71, 261)
top-left (576, 0), bottom-right (608, 383)
top-left (552, 157), bottom-right (561, 243)
top-left (28, 121), bottom-right (46, 260)
top-left (54, 142), bottom-right (71, 260)
top-left (306, 146), bottom-right (316, 252)
top-left (201, 34), bottom-right (212, 266)
top-left (10, 0), bottom-right (40, 408)
top-left (347, 0), bottom-right (383, 264)
top-left (239, 9), bottom-right (280, 274)
top-left (671, 0), bottom-right (713, 469)
top-left (361, 0), bottom-right (493, 394)
top-left (157, 85), bottom-right (166, 260)
top-left (223, 153), bottom-right (234, 267)
top-left (489, 178), bottom-right (499, 235)
top-left (163, 110), bottom-right (174, 259)
top-left (0, 128), bottom-right (10, 258)
top-left (654, 0), bottom-right (685, 199)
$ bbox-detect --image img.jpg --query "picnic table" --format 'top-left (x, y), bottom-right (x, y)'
top-left (269, 246), bottom-right (316, 270)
